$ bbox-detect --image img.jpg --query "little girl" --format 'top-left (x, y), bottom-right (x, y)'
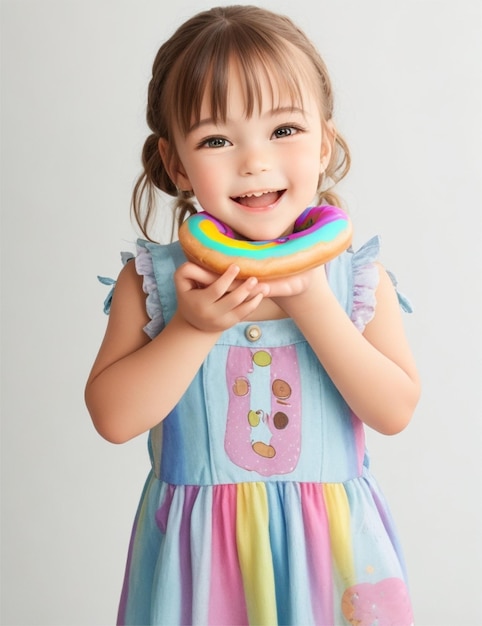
top-left (86, 5), bottom-right (420, 625)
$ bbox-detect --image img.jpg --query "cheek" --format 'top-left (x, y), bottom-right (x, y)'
top-left (290, 135), bottom-right (322, 169)
top-left (200, 164), bottom-right (222, 184)
top-left (188, 163), bottom-right (224, 203)
top-left (294, 150), bottom-right (323, 185)
top-left (186, 158), bottom-right (218, 187)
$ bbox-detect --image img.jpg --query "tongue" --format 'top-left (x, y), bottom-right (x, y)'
top-left (237, 191), bottom-right (280, 208)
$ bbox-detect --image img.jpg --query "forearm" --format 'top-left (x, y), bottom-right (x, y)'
top-left (86, 312), bottom-right (220, 443)
top-left (276, 280), bottom-right (420, 435)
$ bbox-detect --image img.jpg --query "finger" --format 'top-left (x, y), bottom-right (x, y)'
top-left (242, 281), bottom-right (270, 302)
top-left (214, 276), bottom-right (267, 313)
top-left (207, 265), bottom-right (245, 301)
top-left (229, 291), bottom-right (266, 321)
top-left (175, 262), bottom-right (221, 292)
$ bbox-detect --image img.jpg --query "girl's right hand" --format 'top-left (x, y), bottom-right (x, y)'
top-left (174, 262), bottom-right (269, 332)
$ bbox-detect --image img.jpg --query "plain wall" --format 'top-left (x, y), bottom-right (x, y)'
top-left (1, 1), bottom-right (481, 624)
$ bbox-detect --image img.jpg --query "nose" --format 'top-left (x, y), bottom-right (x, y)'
top-left (239, 142), bottom-right (271, 176)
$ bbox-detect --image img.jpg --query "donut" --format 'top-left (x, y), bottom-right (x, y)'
top-left (178, 205), bottom-right (352, 279)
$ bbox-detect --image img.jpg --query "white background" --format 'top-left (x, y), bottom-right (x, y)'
top-left (2, 1), bottom-right (481, 624)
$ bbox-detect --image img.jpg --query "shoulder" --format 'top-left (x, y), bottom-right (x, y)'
top-left (114, 257), bottom-right (144, 300)
top-left (107, 260), bottom-right (150, 335)
top-left (331, 237), bottom-right (412, 331)
top-left (363, 263), bottom-right (411, 347)
top-left (327, 238), bottom-right (381, 331)
top-left (371, 262), bottom-right (402, 318)
top-left (86, 259), bottom-right (151, 389)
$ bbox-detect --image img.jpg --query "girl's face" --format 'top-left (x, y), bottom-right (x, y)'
top-left (163, 60), bottom-right (332, 241)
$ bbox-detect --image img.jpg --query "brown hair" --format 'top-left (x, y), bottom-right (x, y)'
top-left (132, 5), bottom-right (351, 241)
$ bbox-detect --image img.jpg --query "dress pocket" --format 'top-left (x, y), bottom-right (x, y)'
top-left (224, 345), bottom-right (302, 476)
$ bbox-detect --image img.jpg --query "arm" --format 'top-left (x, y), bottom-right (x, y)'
top-left (85, 261), bottom-right (267, 443)
top-left (271, 264), bottom-right (420, 435)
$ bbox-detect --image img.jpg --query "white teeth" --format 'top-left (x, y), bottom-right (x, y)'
top-left (239, 191), bottom-right (271, 198)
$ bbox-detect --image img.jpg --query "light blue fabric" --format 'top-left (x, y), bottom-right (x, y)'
top-left (100, 237), bottom-right (415, 625)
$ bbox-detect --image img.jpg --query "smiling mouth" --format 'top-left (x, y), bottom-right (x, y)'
top-left (232, 190), bottom-right (285, 208)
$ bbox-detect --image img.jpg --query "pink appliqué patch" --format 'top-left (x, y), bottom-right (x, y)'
top-left (341, 578), bottom-right (413, 626)
top-left (224, 345), bottom-right (301, 476)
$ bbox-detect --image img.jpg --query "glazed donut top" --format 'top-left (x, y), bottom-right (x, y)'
top-left (178, 205), bottom-right (352, 279)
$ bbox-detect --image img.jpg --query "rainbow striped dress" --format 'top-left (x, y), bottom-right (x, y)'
top-left (115, 236), bottom-right (414, 626)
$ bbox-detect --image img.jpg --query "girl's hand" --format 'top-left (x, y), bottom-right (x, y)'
top-left (262, 264), bottom-right (327, 299)
top-left (267, 262), bottom-right (421, 435)
top-left (174, 262), bottom-right (269, 332)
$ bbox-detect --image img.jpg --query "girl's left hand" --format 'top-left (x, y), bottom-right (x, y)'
top-left (226, 264), bottom-right (329, 317)
top-left (259, 264), bottom-right (329, 302)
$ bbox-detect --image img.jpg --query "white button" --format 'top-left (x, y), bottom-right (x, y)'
top-left (245, 324), bottom-right (261, 342)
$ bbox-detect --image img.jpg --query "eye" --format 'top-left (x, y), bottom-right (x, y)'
top-left (200, 137), bottom-right (232, 149)
top-left (272, 125), bottom-right (302, 139)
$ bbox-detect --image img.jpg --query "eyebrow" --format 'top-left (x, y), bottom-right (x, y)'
top-left (187, 105), bottom-right (307, 134)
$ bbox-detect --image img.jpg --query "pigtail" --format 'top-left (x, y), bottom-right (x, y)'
top-left (174, 192), bottom-right (196, 233)
top-left (318, 130), bottom-right (351, 210)
top-left (131, 134), bottom-right (166, 241)
top-left (132, 132), bottom-right (197, 242)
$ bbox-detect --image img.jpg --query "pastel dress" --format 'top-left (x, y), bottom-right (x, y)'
top-left (105, 235), bottom-right (414, 626)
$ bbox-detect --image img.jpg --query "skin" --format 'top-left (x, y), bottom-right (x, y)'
top-left (168, 63), bottom-right (328, 243)
top-left (85, 59), bottom-right (420, 444)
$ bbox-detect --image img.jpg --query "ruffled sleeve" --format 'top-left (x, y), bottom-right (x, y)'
top-left (350, 236), bottom-right (413, 332)
top-left (135, 244), bottom-right (165, 339)
top-left (97, 247), bottom-right (165, 339)
top-left (350, 236), bottom-right (380, 332)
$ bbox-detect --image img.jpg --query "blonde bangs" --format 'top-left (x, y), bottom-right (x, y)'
top-left (168, 27), bottom-right (311, 136)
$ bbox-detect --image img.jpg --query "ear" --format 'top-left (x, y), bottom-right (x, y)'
top-left (320, 120), bottom-right (335, 174)
top-left (158, 138), bottom-right (192, 191)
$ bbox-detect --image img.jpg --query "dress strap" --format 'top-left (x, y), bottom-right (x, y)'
top-left (97, 251), bottom-right (134, 315)
top-left (386, 270), bottom-right (413, 313)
